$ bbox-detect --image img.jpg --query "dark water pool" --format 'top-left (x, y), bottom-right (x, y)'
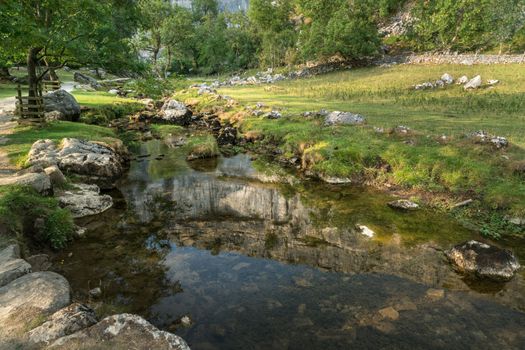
top-left (52, 140), bottom-right (525, 349)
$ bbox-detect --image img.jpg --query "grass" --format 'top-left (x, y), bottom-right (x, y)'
top-left (1, 121), bottom-right (117, 166)
top-left (186, 134), bottom-right (220, 160)
top-left (72, 91), bottom-right (136, 107)
top-left (219, 64), bottom-right (525, 147)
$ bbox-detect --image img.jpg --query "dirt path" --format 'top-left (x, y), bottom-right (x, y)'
top-left (0, 97), bottom-right (17, 175)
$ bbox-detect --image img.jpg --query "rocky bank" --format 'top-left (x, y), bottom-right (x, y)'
top-left (0, 244), bottom-right (190, 349)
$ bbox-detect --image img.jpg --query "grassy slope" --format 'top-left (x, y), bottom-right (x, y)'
top-left (1, 122), bottom-right (117, 166)
top-left (220, 64), bottom-right (525, 147)
top-left (176, 64), bottom-right (525, 235)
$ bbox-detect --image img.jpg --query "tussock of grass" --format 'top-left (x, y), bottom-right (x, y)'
top-left (186, 135), bottom-right (220, 160)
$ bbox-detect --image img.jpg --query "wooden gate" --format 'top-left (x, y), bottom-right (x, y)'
top-left (16, 84), bottom-right (45, 126)
top-left (42, 80), bottom-right (61, 93)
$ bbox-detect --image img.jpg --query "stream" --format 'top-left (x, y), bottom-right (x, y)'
top-left (52, 139), bottom-right (525, 349)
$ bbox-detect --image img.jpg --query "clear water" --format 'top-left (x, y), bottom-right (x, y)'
top-left (52, 140), bottom-right (525, 350)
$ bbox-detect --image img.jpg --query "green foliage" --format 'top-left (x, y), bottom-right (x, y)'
top-left (124, 77), bottom-right (176, 99)
top-left (409, 0), bottom-right (525, 52)
top-left (299, 0), bottom-right (381, 61)
top-left (0, 186), bottom-right (74, 249)
top-left (248, 0), bottom-right (297, 68)
top-left (80, 102), bottom-right (143, 126)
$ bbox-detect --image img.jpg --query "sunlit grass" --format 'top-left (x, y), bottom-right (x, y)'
top-left (219, 64), bottom-right (525, 147)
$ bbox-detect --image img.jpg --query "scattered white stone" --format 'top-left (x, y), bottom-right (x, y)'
top-left (457, 75), bottom-right (469, 84)
top-left (388, 199), bottom-right (419, 211)
top-left (324, 111), bottom-right (366, 126)
top-left (464, 75), bottom-right (482, 90)
top-left (441, 73), bottom-right (454, 84)
top-left (356, 225), bottom-right (375, 238)
top-left (487, 79), bottom-right (499, 86)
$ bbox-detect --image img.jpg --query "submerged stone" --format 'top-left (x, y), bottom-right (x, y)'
top-left (446, 240), bottom-right (520, 281)
top-left (388, 199), bottom-right (419, 211)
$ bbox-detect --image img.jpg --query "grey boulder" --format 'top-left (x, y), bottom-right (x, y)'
top-left (160, 100), bottom-right (192, 126)
top-left (43, 90), bottom-right (81, 121)
top-left (28, 138), bottom-right (127, 188)
top-left (446, 240), bottom-right (520, 281)
top-left (0, 172), bottom-right (52, 194)
top-left (0, 272), bottom-right (70, 336)
top-left (0, 245), bottom-right (32, 287)
top-left (28, 303), bottom-right (98, 346)
top-left (56, 184), bottom-right (113, 218)
top-left (464, 75), bottom-right (482, 90)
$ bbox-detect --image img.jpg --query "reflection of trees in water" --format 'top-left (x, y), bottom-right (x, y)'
top-left (51, 206), bottom-right (181, 319)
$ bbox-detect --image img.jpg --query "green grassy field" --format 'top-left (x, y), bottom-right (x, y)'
top-left (220, 64), bottom-right (525, 147)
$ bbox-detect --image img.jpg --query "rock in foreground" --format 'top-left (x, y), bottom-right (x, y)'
top-left (446, 240), bottom-right (520, 281)
top-left (48, 313), bottom-right (190, 350)
top-left (56, 183), bottom-right (113, 218)
top-left (28, 303), bottom-right (98, 346)
top-left (28, 138), bottom-right (128, 188)
top-left (0, 272), bottom-right (70, 336)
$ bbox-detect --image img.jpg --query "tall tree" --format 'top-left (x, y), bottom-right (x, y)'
top-left (248, 0), bottom-right (297, 68)
top-left (0, 1), bottom-right (139, 96)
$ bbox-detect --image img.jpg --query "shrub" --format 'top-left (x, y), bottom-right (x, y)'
top-left (0, 186), bottom-right (74, 249)
top-left (80, 102), bottom-right (143, 126)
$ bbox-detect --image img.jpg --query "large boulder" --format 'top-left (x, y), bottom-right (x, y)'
top-left (324, 111), bottom-right (366, 126)
top-left (0, 272), bottom-right (70, 337)
top-left (28, 303), bottom-right (98, 347)
top-left (446, 240), bottom-right (521, 281)
top-left (56, 184), bottom-right (113, 218)
top-left (73, 72), bottom-right (101, 90)
top-left (160, 100), bottom-right (192, 125)
top-left (43, 90), bottom-right (81, 121)
top-left (0, 245), bottom-right (32, 287)
top-left (27, 138), bottom-right (128, 188)
top-left (48, 313), bottom-right (190, 350)
top-left (0, 172), bottom-right (52, 194)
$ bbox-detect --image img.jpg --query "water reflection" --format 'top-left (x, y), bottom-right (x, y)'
top-left (52, 140), bottom-right (525, 349)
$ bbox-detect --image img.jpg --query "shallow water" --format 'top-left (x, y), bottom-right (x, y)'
top-left (53, 140), bottom-right (525, 349)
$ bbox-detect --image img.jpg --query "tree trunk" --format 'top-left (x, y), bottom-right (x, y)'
top-left (27, 47), bottom-right (42, 95)
top-left (0, 67), bottom-right (12, 81)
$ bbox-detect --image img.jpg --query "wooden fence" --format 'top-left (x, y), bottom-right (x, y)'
top-left (42, 80), bottom-right (61, 93)
top-left (16, 84), bottom-right (45, 126)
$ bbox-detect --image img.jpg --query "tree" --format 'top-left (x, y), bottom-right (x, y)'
top-left (137, 0), bottom-right (194, 77)
top-left (409, 0), bottom-right (525, 52)
top-left (192, 0), bottom-right (220, 21)
top-left (297, 0), bottom-right (381, 61)
top-left (248, 0), bottom-right (297, 68)
top-left (0, 1), bottom-right (139, 98)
